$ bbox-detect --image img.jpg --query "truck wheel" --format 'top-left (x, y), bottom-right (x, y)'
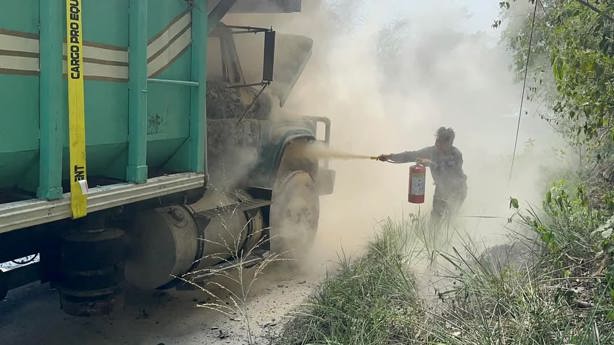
top-left (270, 170), bottom-right (319, 260)
top-left (58, 220), bottom-right (126, 317)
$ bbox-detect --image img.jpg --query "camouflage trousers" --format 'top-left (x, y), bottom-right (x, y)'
top-left (430, 183), bottom-right (467, 229)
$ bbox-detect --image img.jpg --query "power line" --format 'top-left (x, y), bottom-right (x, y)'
top-left (509, 0), bottom-right (539, 183)
top-left (536, 0), bottom-right (546, 11)
top-left (508, 0), bottom-right (609, 183)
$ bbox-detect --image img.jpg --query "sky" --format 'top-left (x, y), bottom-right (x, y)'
top-left (459, 0), bottom-right (502, 33)
top-left (323, 0), bottom-right (503, 38)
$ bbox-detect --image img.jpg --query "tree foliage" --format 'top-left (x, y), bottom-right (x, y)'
top-left (500, 0), bottom-right (613, 146)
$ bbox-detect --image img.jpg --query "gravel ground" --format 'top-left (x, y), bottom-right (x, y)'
top-left (0, 263), bottom-right (319, 345)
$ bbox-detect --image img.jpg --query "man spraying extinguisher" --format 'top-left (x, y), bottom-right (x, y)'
top-left (377, 127), bottom-right (467, 227)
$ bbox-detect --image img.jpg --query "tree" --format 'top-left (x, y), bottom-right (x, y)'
top-left (499, 0), bottom-right (613, 146)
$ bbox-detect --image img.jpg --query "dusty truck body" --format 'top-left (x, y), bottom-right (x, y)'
top-left (0, 0), bottom-right (334, 315)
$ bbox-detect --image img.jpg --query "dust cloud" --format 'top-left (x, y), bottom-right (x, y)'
top-left (224, 1), bottom-right (570, 267)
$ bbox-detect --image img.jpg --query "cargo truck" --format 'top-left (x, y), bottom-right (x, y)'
top-left (0, 0), bottom-right (334, 316)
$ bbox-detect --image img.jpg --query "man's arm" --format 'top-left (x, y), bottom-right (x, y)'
top-left (378, 147), bottom-right (434, 163)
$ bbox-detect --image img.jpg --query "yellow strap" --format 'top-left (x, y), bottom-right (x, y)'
top-left (66, 0), bottom-right (87, 218)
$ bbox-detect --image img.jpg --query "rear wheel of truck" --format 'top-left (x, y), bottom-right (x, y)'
top-left (270, 165), bottom-right (320, 260)
top-left (58, 218), bottom-right (126, 317)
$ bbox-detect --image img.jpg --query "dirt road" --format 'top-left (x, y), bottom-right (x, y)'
top-left (0, 263), bottom-right (320, 345)
top-left (0, 158), bottom-right (380, 345)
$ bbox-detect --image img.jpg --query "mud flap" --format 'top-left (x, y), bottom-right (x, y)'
top-left (0, 269), bottom-right (7, 300)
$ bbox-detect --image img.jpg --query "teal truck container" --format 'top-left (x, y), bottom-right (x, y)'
top-left (0, 0), bottom-right (334, 315)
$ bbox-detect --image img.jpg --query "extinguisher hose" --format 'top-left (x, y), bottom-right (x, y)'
top-left (370, 156), bottom-right (407, 163)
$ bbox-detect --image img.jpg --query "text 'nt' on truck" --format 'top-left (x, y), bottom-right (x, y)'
top-left (0, 0), bottom-right (335, 316)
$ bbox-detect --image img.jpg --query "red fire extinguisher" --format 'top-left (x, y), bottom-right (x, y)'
top-left (408, 164), bottom-right (426, 204)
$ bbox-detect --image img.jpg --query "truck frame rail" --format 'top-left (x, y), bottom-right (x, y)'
top-left (0, 173), bottom-right (205, 235)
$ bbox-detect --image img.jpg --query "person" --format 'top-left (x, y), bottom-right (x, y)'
top-left (377, 127), bottom-right (467, 227)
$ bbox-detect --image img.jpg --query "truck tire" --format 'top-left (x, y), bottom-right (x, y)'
top-left (58, 225), bottom-right (126, 316)
top-left (270, 170), bottom-right (319, 260)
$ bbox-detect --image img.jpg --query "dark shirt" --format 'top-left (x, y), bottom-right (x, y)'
top-left (388, 146), bottom-right (467, 191)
